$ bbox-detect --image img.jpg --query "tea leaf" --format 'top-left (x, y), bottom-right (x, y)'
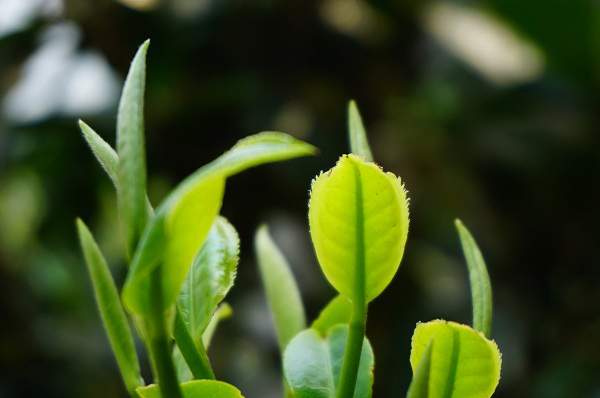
top-left (455, 220), bottom-right (493, 338)
top-left (173, 308), bottom-right (214, 381)
top-left (202, 303), bottom-right (232, 347)
top-left (308, 154), bottom-right (409, 303)
top-left (178, 217), bottom-right (239, 340)
top-left (117, 39), bottom-right (150, 256)
top-left (255, 225), bottom-right (306, 352)
top-left (123, 132), bottom-right (315, 316)
top-left (137, 380), bottom-right (244, 398)
top-left (348, 101), bottom-right (373, 162)
top-left (79, 120), bottom-right (118, 186)
top-left (410, 320), bottom-right (501, 398)
top-left (406, 341), bottom-right (433, 398)
top-left (123, 175), bottom-right (224, 315)
top-left (76, 219), bottom-right (142, 395)
top-left (283, 325), bottom-right (374, 398)
top-left (311, 295), bottom-right (352, 336)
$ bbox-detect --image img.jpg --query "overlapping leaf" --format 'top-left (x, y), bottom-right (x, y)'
top-left (137, 380), bottom-right (244, 398)
top-left (409, 320), bottom-right (501, 398)
top-left (284, 325), bottom-right (374, 398)
top-left (311, 295), bottom-right (352, 336)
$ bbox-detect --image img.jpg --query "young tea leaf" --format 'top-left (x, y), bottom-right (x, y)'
top-left (137, 380), bottom-right (244, 398)
top-left (117, 39), bottom-right (150, 256)
top-left (123, 132), bottom-right (314, 316)
top-left (79, 120), bottom-right (118, 186)
top-left (255, 225), bottom-right (306, 352)
top-left (308, 154), bottom-right (409, 303)
top-left (202, 303), bottom-right (232, 347)
top-left (406, 341), bottom-right (433, 398)
top-left (311, 295), bottom-right (352, 336)
top-left (123, 175), bottom-right (225, 315)
top-left (410, 320), bottom-right (501, 398)
top-left (76, 219), bottom-right (142, 395)
top-left (283, 325), bottom-right (374, 398)
top-left (455, 219), bottom-right (493, 338)
top-left (178, 216), bottom-right (239, 340)
top-left (348, 101), bottom-right (373, 162)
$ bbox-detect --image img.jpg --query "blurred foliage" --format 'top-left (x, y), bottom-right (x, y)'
top-left (0, 0), bottom-right (599, 397)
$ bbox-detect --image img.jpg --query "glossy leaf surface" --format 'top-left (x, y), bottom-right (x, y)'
top-left (348, 101), bottom-right (373, 162)
top-left (410, 320), bottom-right (501, 398)
top-left (283, 325), bottom-right (374, 398)
top-left (308, 154), bottom-right (409, 303)
top-left (76, 219), bottom-right (142, 394)
top-left (311, 295), bottom-right (352, 336)
top-left (117, 40), bottom-right (150, 256)
top-left (455, 219), bottom-right (493, 337)
top-left (137, 380), bottom-right (244, 398)
top-left (178, 216), bottom-right (239, 339)
top-left (123, 132), bottom-right (315, 316)
top-left (255, 225), bottom-right (306, 351)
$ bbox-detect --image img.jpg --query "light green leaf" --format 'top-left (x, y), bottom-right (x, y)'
top-left (255, 225), bottom-right (306, 352)
top-left (202, 303), bottom-right (232, 348)
top-left (137, 380), bottom-right (244, 398)
top-left (406, 341), bottom-right (434, 398)
top-left (308, 154), bottom-right (409, 303)
top-left (79, 120), bottom-right (118, 185)
top-left (76, 219), bottom-right (142, 395)
top-left (455, 219), bottom-right (493, 337)
top-left (410, 320), bottom-right (501, 398)
top-left (284, 325), bottom-right (374, 398)
top-left (178, 217), bottom-right (239, 339)
top-left (123, 175), bottom-right (225, 315)
top-left (117, 39), bottom-right (150, 256)
top-left (348, 101), bottom-right (373, 162)
top-left (311, 295), bottom-right (352, 336)
top-left (123, 132), bottom-right (314, 316)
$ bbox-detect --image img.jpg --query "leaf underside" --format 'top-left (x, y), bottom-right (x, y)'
top-left (409, 320), bottom-right (501, 398)
top-left (308, 154), bottom-right (409, 302)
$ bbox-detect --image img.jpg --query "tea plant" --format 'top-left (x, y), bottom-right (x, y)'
top-left (76, 40), bottom-right (315, 398)
top-left (256, 102), bottom-right (502, 398)
top-left (77, 40), bottom-right (502, 398)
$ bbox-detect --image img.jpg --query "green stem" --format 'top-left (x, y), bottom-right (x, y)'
top-left (147, 269), bottom-right (183, 398)
top-left (173, 307), bottom-right (215, 380)
top-left (336, 300), bottom-right (367, 398)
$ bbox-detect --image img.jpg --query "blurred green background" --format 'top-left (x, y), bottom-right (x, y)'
top-left (0, 0), bottom-right (599, 397)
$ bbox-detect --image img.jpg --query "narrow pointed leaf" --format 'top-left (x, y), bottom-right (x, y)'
top-left (406, 341), bottom-right (434, 398)
top-left (410, 320), bottom-right (501, 398)
top-left (79, 120), bottom-right (118, 185)
top-left (311, 295), bottom-right (352, 336)
top-left (455, 220), bottom-right (493, 338)
top-left (178, 216), bottom-right (239, 339)
top-left (117, 39), bottom-right (150, 256)
top-left (76, 219), bottom-right (142, 394)
top-left (123, 132), bottom-right (315, 316)
top-left (202, 303), bottom-right (232, 347)
top-left (308, 154), bottom-right (409, 303)
top-left (137, 380), bottom-right (244, 398)
top-left (284, 325), bottom-right (374, 398)
top-left (173, 308), bottom-right (215, 381)
top-left (348, 101), bottom-right (373, 162)
top-left (255, 225), bottom-right (306, 352)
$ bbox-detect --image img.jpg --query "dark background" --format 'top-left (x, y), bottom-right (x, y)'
top-left (1, 0), bottom-right (599, 397)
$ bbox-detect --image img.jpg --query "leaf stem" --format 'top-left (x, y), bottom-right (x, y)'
top-left (146, 269), bottom-right (183, 398)
top-left (173, 307), bottom-right (215, 380)
top-left (336, 300), bottom-right (367, 398)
